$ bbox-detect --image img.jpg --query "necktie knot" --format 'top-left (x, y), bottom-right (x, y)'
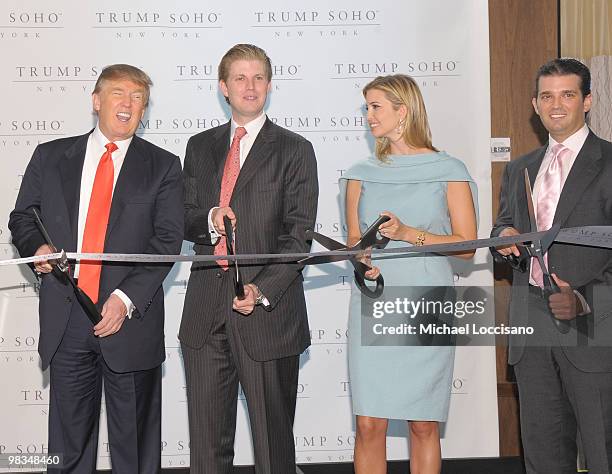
top-left (234, 127), bottom-right (247, 141)
top-left (105, 142), bottom-right (118, 154)
top-left (550, 143), bottom-right (569, 161)
top-left (546, 143), bottom-right (569, 176)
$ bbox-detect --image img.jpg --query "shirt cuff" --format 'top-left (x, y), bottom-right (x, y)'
top-left (113, 289), bottom-right (135, 319)
top-left (573, 290), bottom-right (591, 316)
top-left (208, 207), bottom-right (220, 245)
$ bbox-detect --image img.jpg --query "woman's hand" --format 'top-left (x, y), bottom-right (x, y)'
top-left (377, 211), bottom-right (409, 241)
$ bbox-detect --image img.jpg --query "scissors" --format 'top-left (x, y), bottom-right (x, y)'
top-left (32, 208), bottom-right (102, 325)
top-left (493, 170), bottom-right (569, 333)
top-left (223, 215), bottom-right (245, 299)
top-left (300, 215), bottom-right (391, 298)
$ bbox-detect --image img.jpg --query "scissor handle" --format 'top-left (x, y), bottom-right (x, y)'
top-left (356, 215), bottom-right (391, 250)
top-left (353, 260), bottom-right (385, 299)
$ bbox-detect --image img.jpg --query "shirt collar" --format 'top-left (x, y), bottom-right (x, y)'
top-left (93, 124), bottom-right (133, 154)
top-left (230, 112), bottom-right (267, 139)
top-left (548, 123), bottom-right (589, 155)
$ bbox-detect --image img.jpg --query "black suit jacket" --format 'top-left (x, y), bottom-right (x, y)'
top-left (179, 118), bottom-right (319, 362)
top-left (9, 132), bottom-right (184, 372)
top-left (492, 131), bottom-right (612, 370)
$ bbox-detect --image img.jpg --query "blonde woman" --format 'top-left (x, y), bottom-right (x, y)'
top-left (340, 74), bottom-right (478, 473)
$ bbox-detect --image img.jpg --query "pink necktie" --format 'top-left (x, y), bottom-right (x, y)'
top-left (532, 143), bottom-right (570, 287)
top-left (215, 126), bottom-right (247, 269)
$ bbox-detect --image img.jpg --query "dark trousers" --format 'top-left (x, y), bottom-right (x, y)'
top-left (47, 303), bottom-right (161, 474)
top-left (182, 315), bottom-right (300, 474)
top-left (515, 345), bottom-right (612, 474)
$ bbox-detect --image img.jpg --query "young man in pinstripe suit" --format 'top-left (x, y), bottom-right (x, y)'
top-left (180, 44), bottom-right (319, 474)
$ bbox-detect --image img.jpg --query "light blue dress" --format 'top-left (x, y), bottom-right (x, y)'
top-left (339, 152), bottom-right (478, 421)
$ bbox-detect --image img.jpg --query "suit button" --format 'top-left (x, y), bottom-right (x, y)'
top-left (66, 296), bottom-right (72, 303)
top-left (216, 271), bottom-right (222, 279)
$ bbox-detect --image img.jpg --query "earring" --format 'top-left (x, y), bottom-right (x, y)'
top-left (396, 118), bottom-right (406, 135)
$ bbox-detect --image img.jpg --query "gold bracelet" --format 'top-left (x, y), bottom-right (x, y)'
top-left (415, 231), bottom-right (426, 246)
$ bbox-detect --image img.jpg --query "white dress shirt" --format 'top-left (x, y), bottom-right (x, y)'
top-left (75, 125), bottom-right (134, 317)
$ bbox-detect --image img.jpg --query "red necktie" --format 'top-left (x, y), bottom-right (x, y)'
top-left (531, 143), bottom-right (569, 287)
top-left (215, 127), bottom-right (247, 269)
top-left (78, 142), bottom-right (117, 303)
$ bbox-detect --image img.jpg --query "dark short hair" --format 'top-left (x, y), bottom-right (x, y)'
top-left (534, 58), bottom-right (591, 98)
top-left (93, 64), bottom-right (153, 106)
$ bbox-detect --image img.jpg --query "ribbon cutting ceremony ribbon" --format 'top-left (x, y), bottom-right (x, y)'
top-left (2, 226), bottom-right (612, 267)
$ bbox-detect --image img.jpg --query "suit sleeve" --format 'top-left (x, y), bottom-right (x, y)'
top-left (183, 136), bottom-right (214, 245)
top-left (251, 139), bottom-right (319, 310)
top-left (116, 155), bottom-right (184, 316)
top-left (491, 162), bottom-right (516, 239)
top-left (8, 145), bottom-right (48, 259)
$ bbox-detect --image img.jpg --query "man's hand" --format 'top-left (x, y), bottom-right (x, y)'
top-left (94, 294), bottom-right (128, 337)
top-left (495, 227), bottom-right (521, 256)
top-left (233, 283), bottom-right (259, 316)
top-left (356, 248), bottom-right (381, 280)
top-left (34, 244), bottom-right (55, 274)
top-left (211, 207), bottom-right (236, 236)
top-left (548, 273), bottom-right (580, 320)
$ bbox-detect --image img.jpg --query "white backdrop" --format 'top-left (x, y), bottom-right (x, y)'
top-left (0, 0), bottom-right (497, 469)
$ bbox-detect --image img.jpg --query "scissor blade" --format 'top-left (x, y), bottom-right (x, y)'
top-left (524, 169), bottom-right (538, 233)
top-left (223, 216), bottom-right (234, 254)
top-left (540, 223), bottom-right (561, 254)
top-left (305, 230), bottom-right (346, 251)
top-left (299, 254), bottom-right (351, 266)
top-left (32, 208), bottom-right (58, 252)
top-left (353, 215), bottom-right (390, 250)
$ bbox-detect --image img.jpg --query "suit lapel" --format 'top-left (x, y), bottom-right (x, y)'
top-left (58, 132), bottom-right (90, 246)
top-left (105, 136), bottom-right (149, 237)
top-left (554, 132), bottom-right (602, 227)
top-left (213, 123), bottom-right (231, 187)
top-left (232, 118), bottom-right (276, 198)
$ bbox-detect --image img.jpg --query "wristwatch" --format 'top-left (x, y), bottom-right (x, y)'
top-left (251, 284), bottom-right (265, 306)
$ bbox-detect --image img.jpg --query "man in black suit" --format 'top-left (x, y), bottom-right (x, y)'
top-left (492, 58), bottom-right (612, 473)
top-left (179, 44), bottom-right (318, 473)
top-left (9, 64), bottom-right (184, 473)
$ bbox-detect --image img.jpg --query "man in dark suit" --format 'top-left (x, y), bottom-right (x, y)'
top-left (492, 58), bottom-right (612, 473)
top-left (179, 44), bottom-right (318, 473)
top-left (9, 64), bottom-right (184, 473)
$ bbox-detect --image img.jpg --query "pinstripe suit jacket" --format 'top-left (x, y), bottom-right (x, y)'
top-left (179, 118), bottom-right (318, 362)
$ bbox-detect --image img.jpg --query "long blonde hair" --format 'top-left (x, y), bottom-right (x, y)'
top-left (363, 74), bottom-right (437, 161)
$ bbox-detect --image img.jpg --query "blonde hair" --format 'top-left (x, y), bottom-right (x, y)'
top-left (363, 74), bottom-right (437, 161)
top-left (93, 64), bottom-right (153, 106)
top-left (218, 43), bottom-right (272, 83)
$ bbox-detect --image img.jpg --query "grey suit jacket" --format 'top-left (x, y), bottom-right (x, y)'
top-left (491, 131), bottom-right (612, 370)
top-left (9, 132), bottom-right (184, 372)
top-left (179, 118), bottom-right (319, 362)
